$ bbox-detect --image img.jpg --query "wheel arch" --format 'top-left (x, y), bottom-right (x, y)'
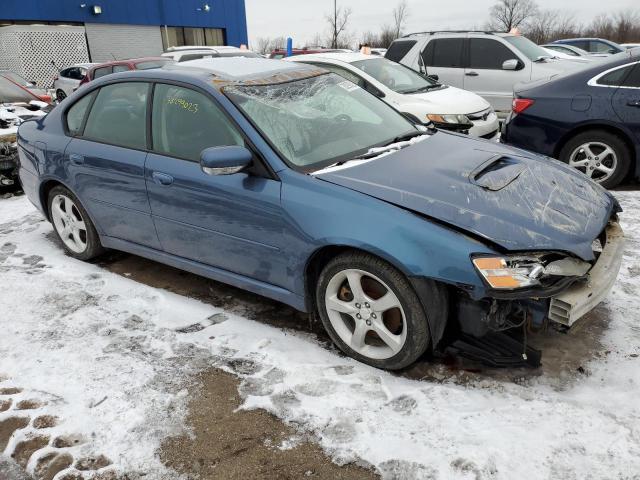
top-left (553, 122), bottom-right (638, 179)
top-left (38, 178), bottom-right (92, 224)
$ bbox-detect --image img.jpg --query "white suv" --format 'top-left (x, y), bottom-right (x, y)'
top-left (387, 31), bottom-right (583, 117)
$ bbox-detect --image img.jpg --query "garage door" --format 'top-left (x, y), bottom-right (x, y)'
top-left (85, 23), bottom-right (163, 62)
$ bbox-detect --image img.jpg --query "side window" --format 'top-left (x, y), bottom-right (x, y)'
top-left (83, 82), bottom-right (149, 149)
top-left (66, 91), bottom-right (96, 136)
top-left (597, 65), bottom-right (634, 86)
top-left (469, 39), bottom-right (518, 69)
top-left (622, 64), bottom-right (640, 87)
top-left (93, 66), bottom-right (113, 79)
top-left (424, 39), bottom-right (464, 68)
top-left (385, 40), bottom-right (417, 62)
top-left (572, 41), bottom-right (590, 52)
top-left (590, 41), bottom-right (614, 54)
top-left (151, 83), bottom-right (243, 161)
top-left (112, 64), bottom-right (130, 73)
top-left (60, 68), bottom-right (71, 78)
top-left (312, 63), bottom-right (365, 87)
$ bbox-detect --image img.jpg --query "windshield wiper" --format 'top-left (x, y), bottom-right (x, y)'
top-left (388, 130), bottom-right (427, 145)
top-left (403, 84), bottom-right (441, 94)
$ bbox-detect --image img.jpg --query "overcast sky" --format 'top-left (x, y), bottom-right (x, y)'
top-left (245, 0), bottom-right (637, 47)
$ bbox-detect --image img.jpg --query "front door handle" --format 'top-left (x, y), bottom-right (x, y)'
top-left (152, 171), bottom-right (174, 186)
top-left (627, 100), bottom-right (640, 108)
top-left (465, 71), bottom-right (479, 77)
top-left (69, 153), bottom-right (84, 165)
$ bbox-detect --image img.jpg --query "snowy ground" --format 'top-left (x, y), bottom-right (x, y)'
top-left (1, 192), bottom-right (639, 479)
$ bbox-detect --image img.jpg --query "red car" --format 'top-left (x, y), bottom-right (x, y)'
top-left (79, 57), bottom-right (174, 86)
top-left (268, 48), bottom-right (346, 59)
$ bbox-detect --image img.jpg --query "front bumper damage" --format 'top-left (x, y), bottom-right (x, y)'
top-left (548, 220), bottom-right (624, 326)
top-left (446, 219), bottom-right (624, 367)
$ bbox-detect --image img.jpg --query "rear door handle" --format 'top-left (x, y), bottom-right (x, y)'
top-left (627, 100), bottom-right (640, 108)
top-left (465, 71), bottom-right (479, 77)
top-left (152, 171), bottom-right (174, 186)
top-left (69, 153), bottom-right (84, 165)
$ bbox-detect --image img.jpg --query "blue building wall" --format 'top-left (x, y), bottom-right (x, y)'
top-left (0, 0), bottom-right (248, 46)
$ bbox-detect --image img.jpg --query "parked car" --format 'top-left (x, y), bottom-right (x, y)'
top-left (0, 70), bottom-right (51, 103)
top-left (1, 77), bottom-right (49, 186)
top-left (161, 45), bottom-right (261, 62)
top-left (269, 48), bottom-right (343, 59)
top-left (53, 63), bottom-right (99, 102)
top-left (501, 50), bottom-right (640, 189)
top-left (621, 43), bottom-right (640, 50)
top-left (78, 57), bottom-right (174, 87)
top-left (386, 31), bottom-right (582, 117)
top-left (540, 47), bottom-right (594, 63)
top-left (287, 52), bottom-right (499, 138)
top-left (17, 58), bottom-right (624, 370)
top-left (541, 43), bottom-right (607, 58)
top-left (551, 38), bottom-right (625, 55)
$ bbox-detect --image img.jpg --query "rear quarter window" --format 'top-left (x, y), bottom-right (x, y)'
top-left (597, 64), bottom-right (634, 86)
top-left (65, 91), bottom-right (96, 136)
top-left (385, 40), bottom-right (417, 62)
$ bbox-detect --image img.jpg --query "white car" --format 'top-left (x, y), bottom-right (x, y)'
top-left (161, 45), bottom-right (261, 62)
top-left (621, 43), bottom-right (640, 50)
top-left (287, 52), bottom-right (499, 139)
top-left (541, 47), bottom-right (593, 63)
top-left (53, 63), bottom-right (98, 102)
top-left (387, 32), bottom-right (584, 118)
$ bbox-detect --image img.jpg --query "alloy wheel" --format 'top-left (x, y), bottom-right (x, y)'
top-left (51, 194), bottom-right (87, 253)
top-left (568, 141), bottom-right (617, 183)
top-left (324, 268), bottom-right (407, 360)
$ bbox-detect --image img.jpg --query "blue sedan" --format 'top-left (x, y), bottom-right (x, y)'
top-left (502, 49), bottom-right (640, 189)
top-left (18, 58), bottom-right (624, 369)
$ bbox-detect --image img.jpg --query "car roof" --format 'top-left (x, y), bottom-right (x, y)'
top-left (402, 31), bottom-right (512, 38)
top-left (167, 45), bottom-right (243, 52)
top-left (167, 57), bottom-right (325, 84)
top-left (288, 52), bottom-right (381, 64)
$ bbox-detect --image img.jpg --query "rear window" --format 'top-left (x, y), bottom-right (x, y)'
top-left (385, 40), bottom-right (417, 62)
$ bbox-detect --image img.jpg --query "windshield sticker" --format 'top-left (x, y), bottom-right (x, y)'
top-left (337, 81), bottom-right (360, 92)
top-left (167, 97), bottom-right (199, 113)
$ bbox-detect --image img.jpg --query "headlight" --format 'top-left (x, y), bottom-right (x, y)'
top-left (426, 113), bottom-right (472, 126)
top-left (472, 256), bottom-right (544, 289)
top-left (472, 254), bottom-right (591, 290)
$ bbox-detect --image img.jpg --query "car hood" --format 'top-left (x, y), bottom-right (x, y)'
top-left (407, 85), bottom-right (489, 115)
top-left (316, 132), bottom-right (619, 261)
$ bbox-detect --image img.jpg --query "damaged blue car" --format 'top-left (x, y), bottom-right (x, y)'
top-left (17, 58), bottom-right (624, 369)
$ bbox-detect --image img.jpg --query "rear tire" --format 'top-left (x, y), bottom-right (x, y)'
top-left (47, 185), bottom-right (104, 261)
top-left (559, 130), bottom-right (630, 189)
top-left (316, 251), bottom-right (444, 370)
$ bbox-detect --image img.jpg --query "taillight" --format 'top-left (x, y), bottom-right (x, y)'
top-left (512, 98), bottom-right (534, 114)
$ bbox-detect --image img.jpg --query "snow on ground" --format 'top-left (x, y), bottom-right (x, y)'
top-left (1, 192), bottom-right (640, 479)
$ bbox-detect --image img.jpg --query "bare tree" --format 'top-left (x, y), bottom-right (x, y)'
top-left (487, 0), bottom-right (539, 32)
top-left (326, 0), bottom-right (353, 49)
top-left (392, 1), bottom-right (409, 39)
top-left (360, 30), bottom-right (382, 48)
top-left (379, 25), bottom-right (398, 48)
top-left (253, 37), bottom-right (273, 55)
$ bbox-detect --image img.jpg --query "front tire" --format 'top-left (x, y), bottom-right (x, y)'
top-left (316, 252), bottom-right (441, 370)
top-left (47, 185), bottom-right (104, 261)
top-left (559, 130), bottom-right (630, 189)
top-left (56, 89), bottom-right (67, 103)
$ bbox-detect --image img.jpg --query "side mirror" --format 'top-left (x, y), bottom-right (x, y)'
top-left (427, 74), bottom-right (439, 81)
top-left (502, 59), bottom-right (519, 70)
top-left (200, 146), bottom-right (252, 176)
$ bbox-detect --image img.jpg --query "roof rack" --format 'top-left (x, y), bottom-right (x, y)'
top-left (402, 30), bottom-right (498, 38)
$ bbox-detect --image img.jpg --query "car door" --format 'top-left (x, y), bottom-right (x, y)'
top-left (145, 82), bottom-right (288, 286)
top-left (421, 37), bottom-right (465, 88)
top-left (464, 37), bottom-right (529, 114)
top-left (611, 62), bottom-right (640, 143)
top-left (64, 81), bottom-right (161, 249)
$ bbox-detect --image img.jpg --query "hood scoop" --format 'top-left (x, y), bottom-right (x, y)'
top-left (470, 156), bottom-right (527, 191)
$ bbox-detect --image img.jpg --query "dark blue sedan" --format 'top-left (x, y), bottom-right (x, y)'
top-left (17, 58), bottom-right (624, 369)
top-left (502, 49), bottom-right (640, 189)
